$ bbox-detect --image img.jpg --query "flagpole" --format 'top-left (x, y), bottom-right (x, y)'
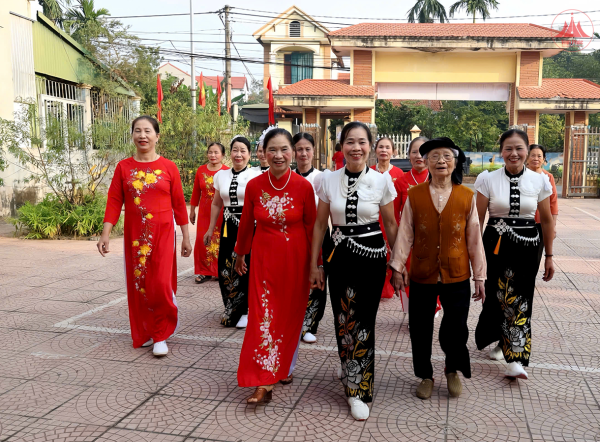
top-left (190, 0), bottom-right (196, 112)
top-left (190, 0), bottom-right (196, 150)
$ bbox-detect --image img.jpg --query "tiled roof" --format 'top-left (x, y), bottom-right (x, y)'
top-left (338, 73), bottom-right (350, 80)
top-left (275, 79), bottom-right (375, 97)
top-left (329, 23), bottom-right (559, 38)
top-left (196, 75), bottom-right (248, 90)
top-left (518, 79), bottom-right (600, 99)
top-left (386, 99), bottom-right (442, 111)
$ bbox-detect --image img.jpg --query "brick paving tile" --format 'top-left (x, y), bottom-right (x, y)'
top-left (0, 198), bottom-right (599, 441)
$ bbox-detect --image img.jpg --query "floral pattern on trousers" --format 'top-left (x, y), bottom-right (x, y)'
top-left (497, 269), bottom-right (532, 363)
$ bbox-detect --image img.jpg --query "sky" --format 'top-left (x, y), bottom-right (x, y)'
top-left (96, 0), bottom-right (600, 83)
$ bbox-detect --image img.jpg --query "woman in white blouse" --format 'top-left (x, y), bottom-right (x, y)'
top-left (474, 129), bottom-right (555, 380)
top-left (204, 136), bottom-right (260, 328)
top-left (310, 122), bottom-right (398, 421)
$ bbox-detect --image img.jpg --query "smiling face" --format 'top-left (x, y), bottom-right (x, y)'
top-left (207, 144), bottom-right (224, 166)
top-left (375, 138), bottom-right (395, 163)
top-left (501, 135), bottom-right (529, 173)
top-left (266, 134), bottom-right (293, 174)
top-left (230, 141), bottom-right (251, 171)
top-left (132, 119), bottom-right (159, 153)
top-left (342, 127), bottom-right (370, 171)
top-left (426, 147), bottom-right (456, 180)
top-left (409, 140), bottom-right (427, 172)
top-left (256, 144), bottom-right (268, 166)
top-left (527, 147), bottom-right (545, 171)
top-left (294, 138), bottom-right (314, 170)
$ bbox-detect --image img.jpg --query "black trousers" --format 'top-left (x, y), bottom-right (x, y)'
top-left (302, 229), bottom-right (331, 337)
top-left (409, 279), bottom-right (472, 380)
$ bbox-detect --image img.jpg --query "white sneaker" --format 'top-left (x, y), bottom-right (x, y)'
top-left (347, 396), bottom-right (369, 420)
top-left (236, 314), bottom-right (248, 328)
top-left (505, 361), bottom-right (528, 379)
top-left (142, 338), bottom-right (154, 348)
top-left (337, 366), bottom-right (343, 379)
top-left (302, 332), bottom-right (317, 343)
top-left (489, 345), bottom-right (504, 361)
top-left (153, 340), bottom-right (168, 356)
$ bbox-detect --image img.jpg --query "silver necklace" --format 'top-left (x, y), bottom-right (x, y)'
top-left (268, 168), bottom-right (292, 191)
top-left (340, 166), bottom-right (366, 198)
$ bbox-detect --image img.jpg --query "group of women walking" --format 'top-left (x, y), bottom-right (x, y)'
top-left (98, 115), bottom-right (558, 421)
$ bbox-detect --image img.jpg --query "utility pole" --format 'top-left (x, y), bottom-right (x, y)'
top-left (190, 0), bottom-right (196, 111)
top-left (224, 5), bottom-right (231, 117)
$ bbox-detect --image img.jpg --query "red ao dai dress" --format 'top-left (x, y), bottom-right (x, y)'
top-left (104, 157), bottom-right (188, 348)
top-left (190, 164), bottom-right (230, 277)
top-left (235, 170), bottom-right (316, 386)
top-left (370, 164), bottom-right (404, 299)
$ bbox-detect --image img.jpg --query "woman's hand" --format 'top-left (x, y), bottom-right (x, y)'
top-left (203, 231), bottom-right (213, 246)
top-left (472, 280), bottom-right (486, 302)
top-left (543, 257), bottom-right (555, 282)
top-left (189, 209), bottom-right (196, 225)
top-left (309, 266), bottom-right (325, 291)
top-left (96, 234), bottom-right (110, 257)
top-left (392, 268), bottom-right (409, 296)
top-left (234, 254), bottom-right (247, 276)
top-left (181, 238), bottom-right (192, 257)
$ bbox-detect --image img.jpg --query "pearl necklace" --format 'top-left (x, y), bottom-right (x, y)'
top-left (268, 168), bottom-right (292, 191)
top-left (410, 169), bottom-right (427, 185)
top-left (340, 166), bottom-right (366, 198)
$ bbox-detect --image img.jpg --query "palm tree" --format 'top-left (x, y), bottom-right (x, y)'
top-left (449, 0), bottom-right (499, 23)
top-left (407, 0), bottom-right (449, 23)
top-left (64, 0), bottom-right (110, 45)
top-left (38, 0), bottom-right (72, 27)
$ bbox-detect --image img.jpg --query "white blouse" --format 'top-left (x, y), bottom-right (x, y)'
top-left (475, 167), bottom-right (552, 219)
top-left (213, 167), bottom-right (260, 206)
top-left (296, 167), bottom-right (322, 207)
top-left (315, 168), bottom-right (396, 225)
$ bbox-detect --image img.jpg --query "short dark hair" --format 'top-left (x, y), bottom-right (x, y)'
top-left (263, 128), bottom-right (293, 150)
top-left (375, 136), bottom-right (396, 152)
top-left (292, 132), bottom-right (315, 149)
top-left (131, 115), bottom-right (159, 134)
top-left (499, 129), bottom-right (529, 152)
top-left (230, 136), bottom-right (251, 152)
top-left (335, 143), bottom-right (341, 152)
top-left (529, 143), bottom-right (547, 160)
top-left (207, 142), bottom-right (225, 155)
top-left (340, 121), bottom-right (372, 146)
top-left (408, 136), bottom-right (429, 153)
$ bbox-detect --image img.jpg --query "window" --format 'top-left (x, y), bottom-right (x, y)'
top-left (289, 21), bottom-right (301, 37)
top-left (284, 52), bottom-right (313, 84)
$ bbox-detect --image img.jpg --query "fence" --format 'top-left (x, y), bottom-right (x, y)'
top-left (378, 133), bottom-right (412, 159)
top-left (567, 126), bottom-right (599, 197)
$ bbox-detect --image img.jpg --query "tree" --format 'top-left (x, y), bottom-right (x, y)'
top-left (0, 103), bottom-right (133, 205)
top-left (538, 114), bottom-right (565, 152)
top-left (449, 0), bottom-right (499, 23)
top-left (38, 0), bottom-right (72, 26)
top-left (64, 0), bottom-right (110, 46)
top-left (407, 0), bottom-right (448, 23)
top-left (239, 79), bottom-right (266, 106)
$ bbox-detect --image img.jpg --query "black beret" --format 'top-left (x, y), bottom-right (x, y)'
top-left (419, 137), bottom-right (466, 164)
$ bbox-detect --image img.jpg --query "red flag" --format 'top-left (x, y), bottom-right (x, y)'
top-left (216, 76), bottom-right (222, 116)
top-left (267, 76), bottom-right (275, 126)
top-left (156, 74), bottom-right (163, 123)
top-left (198, 72), bottom-right (206, 108)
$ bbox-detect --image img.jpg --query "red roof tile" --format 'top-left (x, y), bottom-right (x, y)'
top-left (518, 79), bottom-right (600, 99)
top-left (338, 73), bottom-right (350, 79)
top-left (196, 75), bottom-right (247, 90)
top-left (329, 23), bottom-right (559, 38)
top-left (386, 99), bottom-right (442, 111)
top-left (275, 79), bottom-right (375, 97)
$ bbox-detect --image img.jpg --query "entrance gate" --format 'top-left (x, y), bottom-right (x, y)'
top-left (567, 127), bottom-right (600, 197)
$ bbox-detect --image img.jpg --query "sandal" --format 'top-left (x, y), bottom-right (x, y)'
top-left (195, 275), bottom-right (211, 284)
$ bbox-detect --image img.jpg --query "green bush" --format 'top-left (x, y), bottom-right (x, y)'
top-left (183, 184), bottom-right (193, 203)
top-left (9, 194), bottom-right (123, 239)
top-left (466, 165), bottom-right (503, 176)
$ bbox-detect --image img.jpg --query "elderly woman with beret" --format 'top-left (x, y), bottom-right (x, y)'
top-left (391, 137), bottom-right (487, 400)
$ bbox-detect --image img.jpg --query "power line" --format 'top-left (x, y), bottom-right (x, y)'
top-left (104, 10), bottom-right (220, 19)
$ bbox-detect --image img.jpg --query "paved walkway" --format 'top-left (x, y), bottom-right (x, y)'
top-left (0, 198), bottom-right (599, 442)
